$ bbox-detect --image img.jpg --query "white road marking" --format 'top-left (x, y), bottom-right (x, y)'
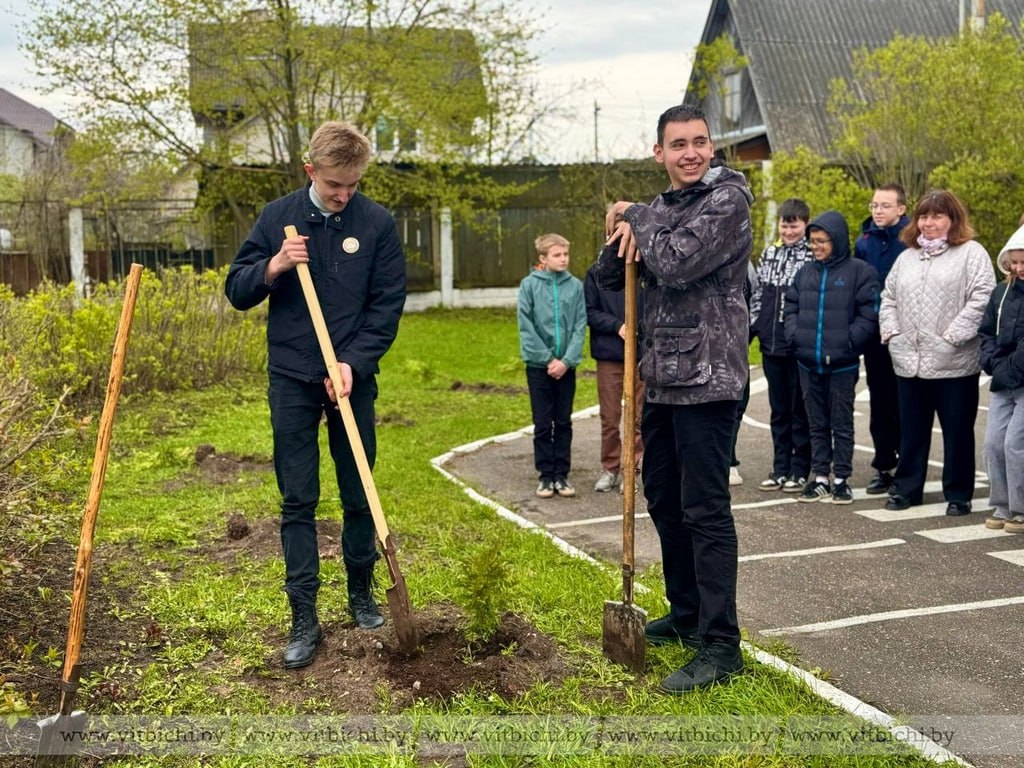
top-left (989, 549), bottom-right (1024, 566)
top-left (546, 496), bottom-right (799, 529)
top-left (740, 538), bottom-right (905, 562)
top-left (761, 595), bottom-right (1024, 636)
top-left (916, 525), bottom-right (1009, 543)
top-left (857, 504), bottom-right (949, 522)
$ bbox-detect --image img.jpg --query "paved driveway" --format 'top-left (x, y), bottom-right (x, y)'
top-left (442, 369), bottom-right (1024, 768)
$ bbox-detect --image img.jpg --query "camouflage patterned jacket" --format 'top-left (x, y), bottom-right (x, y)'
top-left (596, 165), bottom-right (753, 406)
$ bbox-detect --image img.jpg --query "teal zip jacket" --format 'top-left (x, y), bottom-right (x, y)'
top-left (517, 268), bottom-right (586, 368)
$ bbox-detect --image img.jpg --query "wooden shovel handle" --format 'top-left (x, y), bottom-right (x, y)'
top-left (61, 263), bottom-right (144, 705)
top-left (284, 225), bottom-right (392, 543)
top-left (621, 260), bottom-right (638, 600)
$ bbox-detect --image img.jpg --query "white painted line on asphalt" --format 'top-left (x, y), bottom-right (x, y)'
top-left (916, 525), bottom-right (1010, 543)
top-left (857, 503), bottom-right (950, 522)
top-left (546, 496), bottom-right (799, 530)
top-left (740, 538), bottom-right (905, 562)
top-left (988, 549), bottom-right (1024, 566)
top-left (761, 595), bottom-right (1024, 636)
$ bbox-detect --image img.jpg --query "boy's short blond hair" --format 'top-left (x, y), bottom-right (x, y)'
top-left (307, 121), bottom-right (372, 171)
top-left (534, 233), bottom-right (570, 257)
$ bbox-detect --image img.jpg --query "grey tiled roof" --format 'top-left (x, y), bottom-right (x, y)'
top-left (0, 88), bottom-right (59, 148)
top-left (696, 0), bottom-right (1024, 155)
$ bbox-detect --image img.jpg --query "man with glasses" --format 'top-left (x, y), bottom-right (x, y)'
top-left (854, 184), bottom-right (909, 495)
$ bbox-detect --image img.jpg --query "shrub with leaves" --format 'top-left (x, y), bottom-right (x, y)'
top-left (0, 266), bottom-right (267, 404)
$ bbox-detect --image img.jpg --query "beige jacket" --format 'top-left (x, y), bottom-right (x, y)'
top-left (879, 240), bottom-right (996, 379)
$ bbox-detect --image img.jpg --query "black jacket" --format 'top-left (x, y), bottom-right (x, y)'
top-left (784, 211), bottom-right (880, 373)
top-left (750, 238), bottom-right (815, 356)
top-left (979, 280), bottom-right (1024, 392)
top-left (225, 185), bottom-right (406, 382)
top-left (584, 262), bottom-right (645, 362)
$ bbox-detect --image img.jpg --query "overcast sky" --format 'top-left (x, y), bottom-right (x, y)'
top-left (0, 0), bottom-right (714, 163)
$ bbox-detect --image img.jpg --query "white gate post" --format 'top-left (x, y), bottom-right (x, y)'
top-left (69, 207), bottom-right (86, 298)
top-left (439, 206), bottom-right (454, 308)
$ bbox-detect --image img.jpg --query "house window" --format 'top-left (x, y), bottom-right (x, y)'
top-left (722, 70), bottom-right (742, 127)
top-left (375, 117), bottom-right (418, 154)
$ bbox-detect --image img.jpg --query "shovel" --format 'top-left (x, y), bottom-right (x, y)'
top-left (602, 259), bottom-right (647, 672)
top-left (35, 264), bottom-right (144, 765)
top-left (284, 225), bottom-right (418, 652)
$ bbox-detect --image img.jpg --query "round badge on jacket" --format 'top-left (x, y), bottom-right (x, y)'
top-left (342, 237), bottom-right (360, 254)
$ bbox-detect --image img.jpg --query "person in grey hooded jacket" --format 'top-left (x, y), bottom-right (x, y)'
top-left (601, 104), bottom-right (752, 695)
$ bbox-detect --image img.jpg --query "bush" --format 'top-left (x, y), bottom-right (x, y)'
top-left (0, 266), bottom-right (267, 404)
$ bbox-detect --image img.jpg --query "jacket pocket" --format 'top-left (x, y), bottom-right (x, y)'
top-left (645, 323), bottom-right (712, 387)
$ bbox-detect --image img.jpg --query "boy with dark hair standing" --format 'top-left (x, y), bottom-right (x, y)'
top-left (749, 198), bottom-right (814, 492)
top-left (518, 234), bottom-right (586, 499)
top-left (855, 183), bottom-right (909, 494)
top-left (601, 103), bottom-right (752, 693)
top-left (225, 121), bottom-right (406, 669)
top-left (785, 211), bottom-right (880, 504)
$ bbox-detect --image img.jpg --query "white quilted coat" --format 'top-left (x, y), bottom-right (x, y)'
top-left (879, 240), bottom-right (997, 379)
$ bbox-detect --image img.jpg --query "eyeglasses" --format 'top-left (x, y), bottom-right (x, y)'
top-left (809, 237), bottom-right (831, 248)
top-left (868, 202), bottom-right (897, 211)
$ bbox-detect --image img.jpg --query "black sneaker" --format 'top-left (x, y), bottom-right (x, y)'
top-left (535, 479), bottom-right (554, 498)
top-left (945, 501), bottom-right (971, 516)
top-left (884, 494), bottom-right (912, 511)
top-left (799, 479), bottom-right (831, 502)
top-left (553, 477), bottom-right (576, 497)
top-left (865, 471), bottom-right (894, 495)
top-left (644, 615), bottom-right (700, 649)
top-left (659, 642), bottom-right (743, 694)
top-left (759, 475), bottom-right (785, 491)
top-left (783, 476), bottom-right (807, 493)
top-left (831, 482), bottom-right (854, 505)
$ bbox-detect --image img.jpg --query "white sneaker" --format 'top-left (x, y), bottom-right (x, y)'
top-left (593, 470), bottom-right (621, 493)
top-left (729, 466), bottom-right (743, 486)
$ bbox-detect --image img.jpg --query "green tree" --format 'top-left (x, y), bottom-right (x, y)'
top-left (24, 0), bottom-right (545, 230)
top-left (828, 14), bottom-right (1024, 253)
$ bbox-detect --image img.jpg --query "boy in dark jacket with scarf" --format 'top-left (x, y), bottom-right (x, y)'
top-left (785, 211), bottom-right (879, 505)
top-left (749, 198), bottom-right (814, 492)
top-left (854, 183), bottom-right (909, 494)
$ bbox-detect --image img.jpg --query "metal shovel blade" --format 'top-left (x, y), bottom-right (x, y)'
top-left (602, 600), bottom-right (647, 673)
top-left (34, 711), bottom-right (87, 766)
top-left (381, 538), bottom-right (418, 652)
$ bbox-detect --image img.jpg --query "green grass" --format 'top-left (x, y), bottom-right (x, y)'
top-left (37, 308), bottom-right (952, 767)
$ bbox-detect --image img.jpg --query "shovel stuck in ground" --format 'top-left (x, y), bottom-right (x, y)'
top-left (602, 259), bottom-right (647, 672)
top-left (35, 264), bottom-right (144, 766)
top-left (284, 225), bottom-right (418, 652)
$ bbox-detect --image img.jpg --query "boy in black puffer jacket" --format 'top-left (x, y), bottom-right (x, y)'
top-left (784, 211), bottom-right (879, 505)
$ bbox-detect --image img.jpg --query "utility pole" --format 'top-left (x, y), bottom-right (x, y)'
top-left (593, 101), bottom-right (601, 162)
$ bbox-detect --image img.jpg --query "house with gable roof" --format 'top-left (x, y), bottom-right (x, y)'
top-left (684, 0), bottom-right (1024, 161)
top-left (0, 89), bottom-right (69, 177)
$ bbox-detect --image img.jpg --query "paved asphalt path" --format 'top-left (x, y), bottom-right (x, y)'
top-left (444, 368), bottom-right (1024, 768)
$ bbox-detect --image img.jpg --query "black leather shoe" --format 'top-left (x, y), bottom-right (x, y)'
top-left (347, 564), bottom-right (386, 629)
top-left (283, 600), bottom-right (322, 669)
top-left (946, 501), bottom-right (972, 516)
top-left (884, 494), bottom-right (912, 511)
top-left (865, 471), bottom-right (894, 495)
top-left (644, 615), bottom-right (700, 649)
top-left (660, 642), bottom-right (743, 694)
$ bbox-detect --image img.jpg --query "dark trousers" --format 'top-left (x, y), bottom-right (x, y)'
top-left (892, 374), bottom-right (980, 504)
top-left (729, 374), bottom-right (751, 468)
top-left (526, 365), bottom-right (576, 480)
top-left (799, 366), bottom-right (859, 480)
top-left (268, 372), bottom-right (379, 604)
top-left (863, 338), bottom-right (900, 471)
top-left (762, 354), bottom-right (811, 478)
top-left (642, 399), bottom-right (739, 645)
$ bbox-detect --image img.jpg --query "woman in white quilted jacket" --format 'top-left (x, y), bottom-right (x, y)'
top-left (878, 189), bottom-right (997, 515)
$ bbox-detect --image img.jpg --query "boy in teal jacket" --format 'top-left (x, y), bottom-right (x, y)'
top-left (518, 233), bottom-right (586, 498)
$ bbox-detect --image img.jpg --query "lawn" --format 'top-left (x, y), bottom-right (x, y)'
top-left (3, 306), bottom-right (950, 767)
